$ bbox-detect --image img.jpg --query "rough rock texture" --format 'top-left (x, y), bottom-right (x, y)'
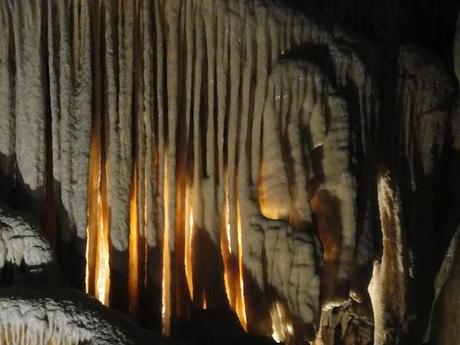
top-left (0, 0), bottom-right (460, 345)
top-left (0, 286), bottom-right (167, 345)
top-left (0, 203), bottom-right (53, 270)
top-left (368, 173), bottom-right (412, 345)
top-left (0, 1), bottom-right (376, 341)
top-left (0, 203), bottom-right (168, 345)
top-left (314, 300), bottom-right (373, 345)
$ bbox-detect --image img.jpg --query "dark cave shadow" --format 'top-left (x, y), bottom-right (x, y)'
top-left (0, 152), bottom-right (87, 290)
top-left (173, 226), bottom-right (284, 345)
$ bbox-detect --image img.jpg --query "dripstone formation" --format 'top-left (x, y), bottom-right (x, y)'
top-left (0, 1), bottom-right (459, 345)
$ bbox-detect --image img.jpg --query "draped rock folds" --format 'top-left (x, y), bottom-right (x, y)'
top-left (0, 0), bottom-right (375, 342)
top-left (0, 0), bottom-right (457, 344)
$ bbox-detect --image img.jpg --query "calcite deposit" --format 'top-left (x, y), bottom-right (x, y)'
top-left (0, 0), bottom-right (459, 344)
top-left (0, 203), bottom-right (53, 271)
top-left (0, 287), bottom-right (166, 345)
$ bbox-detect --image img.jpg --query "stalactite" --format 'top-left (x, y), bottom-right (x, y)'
top-left (2, 0), bottom-right (370, 341)
top-left (236, 199), bottom-right (248, 331)
top-left (129, 163), bottom-right (139, 316)
top-left (162, 155), bottom-right (172, 336)
top-left (0, 2), bottom-right (15, 199)
top-left (184, 185), bottom-right (194, 301)
top-left (1, 1), bottom-right (458, 344)
top-left (9, 0), bottom-right (46, 209)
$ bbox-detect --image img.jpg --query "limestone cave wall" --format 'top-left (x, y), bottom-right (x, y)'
top-left (0, 1), bottom-right (459, 345)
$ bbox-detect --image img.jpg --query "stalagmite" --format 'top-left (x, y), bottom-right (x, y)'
top-left (368, 172), bottom-right (412, 345)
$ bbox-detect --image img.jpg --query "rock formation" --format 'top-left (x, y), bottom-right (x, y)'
top-left (0, 0), bottom-right (459, 344)
top-left (0, 286), bottom-right (167, 345)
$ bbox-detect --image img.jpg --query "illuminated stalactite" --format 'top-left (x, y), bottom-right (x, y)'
top-left (129, 164), bottom-right (139, 316)
top-left (184, 185), bottom-right (194, 301)
top-left (86, 162), bottom-right (111, 307)
top-left (86, 99), bottom-right (110, 307)
top-left (221, 197), bottom-right (234, 311)
top-left (221, 164), bottom-right (235, 311)
top-left (236, 199), bottom-right (247, 331)
top-left (221, 192), bottom-right (247, 330)
top-left (162, 156), bottom-right (172, 336)
top-left (143, 176), bottom-right (149, 290)
top-left (94, 186), bottom-right (110, 306)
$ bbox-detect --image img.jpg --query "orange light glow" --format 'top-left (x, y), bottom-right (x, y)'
top-left (162, 159), bottom-right (171, 336)
top-left (94, 191), bottom-right (110, 306)
top-left (86, 124), bottom-right (110, 307)
top-left (202, 291), bottom-right (208, 310)
top-left (225, 199), bottom-right (232, 255)
top-left (236, 199), bottom-right (247, 330)
top-left (143, 176), bottom-right (149, 289)
top-left (85, 225), bottom-right (90, 293)
top-left (221, 195), bottom-right (247, 331)
top-left (128, 165), bottom-right (139, 316)
top-left (221, 197), bottom-right (234, 307)
top-left (184, 186), bottom-right (194, 300)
